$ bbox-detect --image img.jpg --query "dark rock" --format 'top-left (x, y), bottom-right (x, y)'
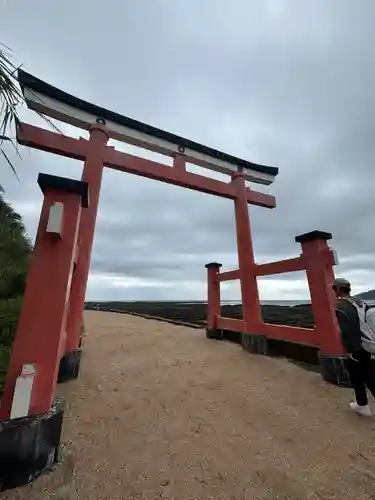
top-left (84, 301), bottom-right (315, 330)
top-left (206, 328), bottom-right (224, 340)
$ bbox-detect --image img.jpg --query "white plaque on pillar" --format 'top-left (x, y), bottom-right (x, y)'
top-left (10, 364), bottom-right (36, 420)
top-left (46, 202), bottom-right (64, 236)
top-left (330, 248), bottom-right (339, 266)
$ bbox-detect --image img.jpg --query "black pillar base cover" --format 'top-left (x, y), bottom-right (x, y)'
top-left (318, 352), bottom-right (351, 387)
top-left (57, 348), bottom-right (82, 383)
top-left (206, 328), bottom-right (224, 340)
top-left (0, 397), bottom-right (65, 491)
top-left (242, 333), bottom-right (268, 355)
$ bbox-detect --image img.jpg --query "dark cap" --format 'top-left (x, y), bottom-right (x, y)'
top-left (332, 277), bottom-right (351, 289)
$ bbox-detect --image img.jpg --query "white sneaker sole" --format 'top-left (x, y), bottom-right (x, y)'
top-left (349, 403), bottom-right (372, 417)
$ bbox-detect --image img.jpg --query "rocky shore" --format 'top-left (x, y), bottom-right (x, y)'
top-left (85, 301), bottom-right (315, 329)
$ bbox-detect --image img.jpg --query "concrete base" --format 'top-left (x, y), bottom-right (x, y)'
top-left (78, 322), bottom-right (85, 348)
top-left (0, 398), bottom-right (65, 491)
top-left (57, 349), bottom-right (81, 384)
top-left (222, 329), bottom-right (242, 344)
top-left (318, 352), bottom-right (351, 387)
top-left (206, 328), bottom-right (224, 340)
top-left (1, 446), bottom-right (75, 500)
top-left (242, 333), bottom-right (268, 355)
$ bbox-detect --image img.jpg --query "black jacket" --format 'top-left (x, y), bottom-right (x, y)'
top-left (335, 298), bottom-right (363, 354)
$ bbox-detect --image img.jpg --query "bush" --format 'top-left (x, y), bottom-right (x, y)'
top-left (0, 189), bottom-right (31, 395)
top-left (0, 345), bottom-right (11, 394)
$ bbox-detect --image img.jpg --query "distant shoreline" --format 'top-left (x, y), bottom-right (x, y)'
top-left (86, 299), bottom-right (311, 307)
top-left (85, 301), bottom-right (315, 329)
top-left (85, 297), bottom-right (375, 330)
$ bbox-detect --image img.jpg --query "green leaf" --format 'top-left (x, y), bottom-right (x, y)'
top-left (0, 190), bottom-right (30, 395)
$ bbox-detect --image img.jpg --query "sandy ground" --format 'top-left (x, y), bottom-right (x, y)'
top-left (56, 311), bottom-right (375, 499)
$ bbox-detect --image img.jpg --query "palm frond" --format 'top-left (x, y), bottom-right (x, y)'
top-left (0, 44), bottom-right (23, 133)
top-left (0, 43), bottom-right (64, 177)
top-left (0, 43), bottom-right (23, 176)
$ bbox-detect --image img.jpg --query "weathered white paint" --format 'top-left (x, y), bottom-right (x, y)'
top-left (46, 202), bottom-right (64, 235)
top-left (22, 87), bottom-right (276, 186)
top-left (331, 248), bottom-right (339, 266)
top-left (10, 364), bottom-right (36, 419)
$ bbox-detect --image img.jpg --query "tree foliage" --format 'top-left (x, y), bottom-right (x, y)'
top-left (0, 187), bottom-right (31, 393)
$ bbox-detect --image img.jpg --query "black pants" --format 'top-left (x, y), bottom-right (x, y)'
top-left (346, 349), bottom-right (375, 406)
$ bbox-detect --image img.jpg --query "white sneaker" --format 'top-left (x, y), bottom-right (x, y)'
top-left (349, 401), bottom-right (372, 417)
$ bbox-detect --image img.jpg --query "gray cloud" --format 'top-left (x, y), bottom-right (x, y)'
top-left (1, 0), bottom-right (374, 301)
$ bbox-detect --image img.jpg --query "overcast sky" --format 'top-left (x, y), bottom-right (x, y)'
top-left (1, 0), bottom-right (374, 301)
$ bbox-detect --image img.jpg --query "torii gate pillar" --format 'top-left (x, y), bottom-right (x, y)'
top-left (0, 174), bottom-right (88, 420)
top-left (59, 124), bottom-right (109, 381)
top-left (232, 171), bottom-right (262, 330)
top-left (0, 174), bottom-right (87, 490)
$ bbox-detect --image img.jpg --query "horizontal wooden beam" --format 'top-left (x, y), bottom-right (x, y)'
top-left (218, 270), bottom-right (240, 282)
top-left (17, 123), bottom-right (87, 160)
top-left (16, 123), bottom-right (276, 208)
top-left (261, 322), bottom-right (317, 347)
top-left (105, 147), bottom-right (238, 200)
top-left (215, 317), bottom-right (317, 347)
top-left (255, 256), bottom-right (304, 276)
top-left (216, 316), bottom-right (246, 333)
top-left (254, 249), bottom-right (336, 278)
top-left (246, 187), bottom-right (276, 209)
top-left (105, 149), bottom-right (275, 207)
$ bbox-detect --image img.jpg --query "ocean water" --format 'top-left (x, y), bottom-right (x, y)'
top-left (181, 300), bottom-right (311, 307)
top-left (261, 300), bottom-right (310, 307)
top-left (221, 300), bottom-right (310, 307)
top-left (184, 299), bottom-right (375, 307)
top-left (91, 299), bottom-right (374, 307)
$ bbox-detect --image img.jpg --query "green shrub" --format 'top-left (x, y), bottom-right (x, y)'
top-left (0, 296), bottom-right (23, 344)
top-left (0, 345), bottom-right (11, 394)
top-left (0, 189), bottom-right (31, 396)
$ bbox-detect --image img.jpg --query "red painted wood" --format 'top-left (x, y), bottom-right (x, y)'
top-left (173, 153), bottom-right (186, 172)
top-left (206, 265), bottom-right (221, 330)
top-left (218, 269), bottom-right (240, 282)
top-left (321, 248), bottom-right (336, 267)
top-left (0, 189), bottom-right (81, 419)
top-left (209, 239), bottom-right (341, 354)
top-left (299, 239), bottom-right (344, 356)
top-left (17, 123), bottom-right (87, 160)
top-left (106, 148), bottom-right (275, 207)
top-left (65, 125), bottom-right (109, 354)
top-left (216, 316), bottom-right (246, 333)
top-left (232, 172), bottom-right (262, 330)
top-left (255, 256), bottom-right (304, 276)
top-left (245, 187), bottom-right (276, 209)
top-left (261, 322), bottom-right (318, 347)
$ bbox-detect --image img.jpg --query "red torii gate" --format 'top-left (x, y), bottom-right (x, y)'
top-left (0, 70), bottom-right (345, 490)
top-left (0, 70), bottom-right (277, 416)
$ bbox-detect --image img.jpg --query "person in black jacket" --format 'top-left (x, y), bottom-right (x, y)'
top-left (333, 277), bottom-right (375, 417)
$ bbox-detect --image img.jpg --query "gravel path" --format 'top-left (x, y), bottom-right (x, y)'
top-left (57, 311), bottom-right (375, 499)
